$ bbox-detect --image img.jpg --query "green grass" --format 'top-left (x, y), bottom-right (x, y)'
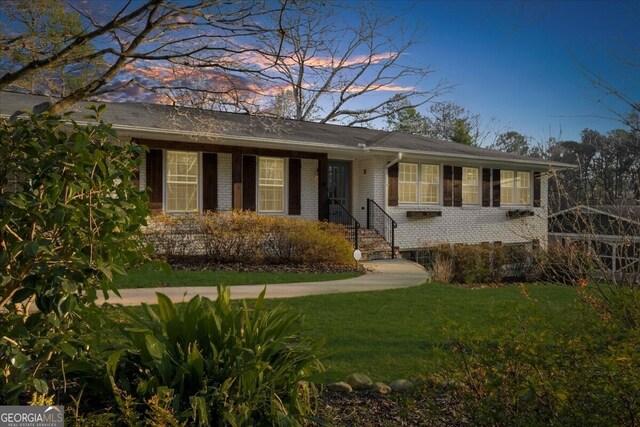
top-left (114, 268), bottom-right (360, 289)
top-left (110, 282), bottom-right (583, 384)
top-left (261, 283), bottom-right (582, 383)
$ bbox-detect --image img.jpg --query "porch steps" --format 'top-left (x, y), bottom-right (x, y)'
top-left (346, 228), bottom-right (400, 261)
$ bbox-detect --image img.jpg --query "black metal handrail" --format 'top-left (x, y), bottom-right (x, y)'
top-left (366, 198), bottom-right (398, 259)
top-left (329, 199), bottom-right (359, 249)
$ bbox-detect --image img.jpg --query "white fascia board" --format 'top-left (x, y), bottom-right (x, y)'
top-left (368, 147), bottom-right (576, 170)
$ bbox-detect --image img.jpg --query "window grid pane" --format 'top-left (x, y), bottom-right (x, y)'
top-left (167, 151), bottom-right (198, 212)
top-left (501, 170), bottom-right (515, 205)
top-left (462, 167), bottom-right (479, 205)
top-left (517, 171), bottom-right (531, 205)
top-left (259, 157), bottom-right (284, 212)
top-left (421, 164), bottom-right (440, 204)
top-left (399, 163), bottom-right (418, 203)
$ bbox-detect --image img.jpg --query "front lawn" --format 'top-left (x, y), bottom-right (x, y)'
top-left (110, 282), bottom-right (582, 382)
top-left (261, 283), bottom-right (582, 383)
top-left (114, 268), bottom-right (361, 289)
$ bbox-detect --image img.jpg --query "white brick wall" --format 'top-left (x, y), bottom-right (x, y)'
top-left (372, 168), bottom-right (549, 250)
top-left (217, 153), bottom-right (232, 210)
top-left (139, 151), bottom-right (147, 191)
top-left (299, 158), bottom-right (318, 220)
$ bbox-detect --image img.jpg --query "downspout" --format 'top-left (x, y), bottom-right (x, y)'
top-left (384, 152), bottom-right (403, 207)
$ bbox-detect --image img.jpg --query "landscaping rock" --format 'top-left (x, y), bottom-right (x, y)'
top-left (389, 379), bottom-right (414, 393)
top-left (346, 373), bottom-right (373, 390)
top-left (374, 382), bottom-right (392, 394)
top-left (327, 381), bottom-right (353, 393)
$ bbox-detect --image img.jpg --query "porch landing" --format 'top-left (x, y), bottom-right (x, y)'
top-left (100, 259), bottom-right (428, 306)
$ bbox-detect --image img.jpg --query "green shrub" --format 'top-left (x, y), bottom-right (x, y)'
top-left (0, 107), bottom-right (149, 402)
top-left (109, 287), bottom-right (324, 426)
top-left (532, 242), bottom-right (596, 285)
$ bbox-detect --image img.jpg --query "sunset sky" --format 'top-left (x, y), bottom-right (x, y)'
top-left (2, 0), bottom-right (638, 146)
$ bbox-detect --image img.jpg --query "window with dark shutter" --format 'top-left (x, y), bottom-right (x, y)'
top-left (288, 158), bottom-right (301, 215)
top-left (242, 155), bottom-right (257, 211)
top-left (443, 165), bottom-right (453, 206)
top-left (388, 163), bottom-right (399, 206)
top-left (533, 171), bottom-right (541, 207)
top-left (492, 169), bottom-right (501, 207)
top-left (482, 168), bottom-right (491, 207)
top-left (202, 152), bottom-right (218, 211)
top-left (453, 166), bottom-right (462, 207)
top-left (146, 148), bottom-right (163, 209)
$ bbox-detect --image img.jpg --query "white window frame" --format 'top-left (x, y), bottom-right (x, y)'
top-left (258, 156), bottom-right (286, 213)
top-left (501, 170), bottom-right (531, 206)
top-left (398, 162), bottom-right (418, 204)
top-left (165, 150), bottom-right (199, 213)
top-left (462, 167), bottom-right (479, 205)
top-left (420, 164), bottom-right (440, 204)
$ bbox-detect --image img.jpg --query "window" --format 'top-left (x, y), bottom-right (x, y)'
top-left (501, 170), bottom-right (530, 206)
top-left (421, 164), bottom-right (440, 204)
top-left (462, 167), bottom-right (479, 205)
top-left (166, 151), bottom-right (198, 212)
top-left (399, 163), bottom-right (418, 203)
top-left (501, 171), bottom-right (515, 205)
top-left (517, 171), bottom-right (531, 205)
top-left (259, 157), bottom-right (285, 212)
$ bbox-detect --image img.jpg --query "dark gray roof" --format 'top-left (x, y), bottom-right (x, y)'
top-left (1, 91), bottom-right (572, 167)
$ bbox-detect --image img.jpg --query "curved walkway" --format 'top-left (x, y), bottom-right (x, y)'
top-left (100, 259), bottom-right (429, 306)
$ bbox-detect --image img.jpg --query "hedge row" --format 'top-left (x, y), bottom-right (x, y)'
top-left (142, 210), bottom-right (355, 266)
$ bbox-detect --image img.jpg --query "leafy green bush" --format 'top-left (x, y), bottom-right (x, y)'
top-left (109, 287), bottom-right (324, 426)
top-left (145, 211), bottom-right (355, 267)
top-left (0, 107), bottom-right (149, 402)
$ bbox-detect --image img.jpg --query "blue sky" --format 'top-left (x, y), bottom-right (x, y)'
top-left (389, 0), bottom-right (639, 144)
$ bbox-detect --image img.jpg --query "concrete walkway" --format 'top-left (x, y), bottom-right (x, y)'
top-left (99, 259), bottom-right (429, 306)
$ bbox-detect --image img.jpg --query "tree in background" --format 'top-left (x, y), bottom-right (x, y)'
top-left (1, 0), bottom-right (448, 127)
top-left (492, 130), bottom-right (531, 156)
top-left (255, 2), bottom-right (448, 126)
top-left (0, 0), bottom-right (290, 113)
top-left (0, 0), bottom-right (103, 97)
top-left (384, 94), bottom-right (430, 134)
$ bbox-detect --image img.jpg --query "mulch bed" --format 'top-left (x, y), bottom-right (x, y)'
top-left (314, 384), bottom-right (467, 426)
top-left (161, 255), bottom-right (361, 274)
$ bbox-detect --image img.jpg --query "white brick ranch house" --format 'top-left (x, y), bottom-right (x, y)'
top-left (2, 91), bottom-right (573, 259)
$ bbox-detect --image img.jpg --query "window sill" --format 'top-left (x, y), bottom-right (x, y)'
top-left (461, 205), bottom-right (481, 210)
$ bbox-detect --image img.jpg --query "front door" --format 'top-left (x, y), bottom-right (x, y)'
top-left (328, 160), bottom-right (351, 224)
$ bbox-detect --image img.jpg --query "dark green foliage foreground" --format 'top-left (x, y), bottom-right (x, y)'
top-left (0, 108), bottom-right (150, 402)
top-left (115, 268), bottom-right (360, 289)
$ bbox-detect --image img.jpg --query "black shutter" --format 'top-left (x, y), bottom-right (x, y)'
top-left (288, 158), bottom-right (301, 215)
top-left (146, 149), bottom-right (163, 210)
top-left (202, 152), bottom-right (218, 211)
top-left (388, 163), bottom-right (399, 206)
top-left (232, 152), bottom-right (242, 210)
top-left (533, 171), bottom-right (541, 207)
top-left (242, 155), bottom-right (256, 211)
top-left (482, 168), bottom-right (491, 207)
top-left (453, 166), bottom-right (463, 207)
top-left (443, 165), bottom-right (453, 207)
top-left (492, 169), bottom-right (501, 207)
